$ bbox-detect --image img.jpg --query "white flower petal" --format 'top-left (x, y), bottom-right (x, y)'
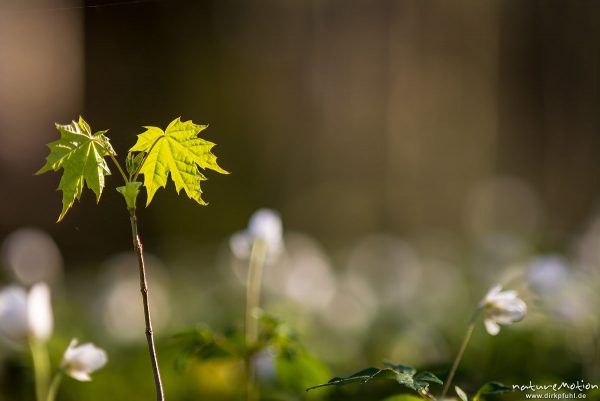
top-left (67, 370), bottom-right (92, 382)
top-left (484, 318), bottom-right (501, 335)
top-left (27, 283), bottom-right (53, 341)
top-left (248, 209), bottom-right (282, 250)
top-left (489, 290), bottom-right (518, 303)
top-left (481, 284), bottom-right (503, 306)
top-left (230, 209), bottom-right (284, 261)
top-left (481, 284), bottom-right (527, 335)
top-left (62, 338), bottom-right (80, 363)
top-left (491, 298), bottom-right (527, 324)
top-left (72, 343), bottom-right (108, 371)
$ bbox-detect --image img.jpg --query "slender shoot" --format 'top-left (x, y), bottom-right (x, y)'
top-left (129, 208), bottom-right (165, 401)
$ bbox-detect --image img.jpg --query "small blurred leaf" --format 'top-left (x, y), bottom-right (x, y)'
top-left (456, 385), bottom-right (469, 401)
top-left (473, 382), bottom-right (513, 401)
top-left (394, 367), bottom-right (442, 394)
top-left (258, 314), bottom-right (292, 343)
top-left (170, 327), bottom-right (244, 371)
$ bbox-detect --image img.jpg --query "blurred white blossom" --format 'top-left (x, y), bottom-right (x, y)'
top-left (480, 284), bottom-right (526, 335)
top-left (526, 256), bottom-right (569, 294)
top-left (1, 228), bottom-right (63, 285)
top-left (98, 252), bottom-right (171, 343)
top-left (0, 282), bottom-right (53, 344)
top-left (61, 339), bottom-right (107, 381)
top-left (230, 209), bottom-right (283, 260)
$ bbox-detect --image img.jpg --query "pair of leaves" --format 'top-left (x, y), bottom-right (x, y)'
top-left (306, 361), bottom-right (443, 398)
top-left (38, 116), bottom-right (227, 220)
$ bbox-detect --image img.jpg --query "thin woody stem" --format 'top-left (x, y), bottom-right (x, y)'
top-left (129, 208), bottom-right (165, 401)
top-left (440, 309), bottom-right (481, 399)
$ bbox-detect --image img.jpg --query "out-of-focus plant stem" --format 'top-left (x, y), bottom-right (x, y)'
top-left (245, 239), bottom-right (268, 401)
top-left (440, 309), bottom-right (481, 399)
top-left (30, 340), bottom-right (50, 401)
top-left (46, 372), bottom-right (62, 401)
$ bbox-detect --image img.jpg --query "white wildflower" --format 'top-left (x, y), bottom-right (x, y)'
top-left (480, 284), bottom-right (527, 335)
top-left (61, 339), bottom-right (108, 381)
top-left (0, 283), bottom-right (53, 344)
top-left (230, 209), bottom-right (283, 260)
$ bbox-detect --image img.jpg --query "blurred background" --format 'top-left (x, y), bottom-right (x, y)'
top-left (1, 0), bottom-right (600, 400)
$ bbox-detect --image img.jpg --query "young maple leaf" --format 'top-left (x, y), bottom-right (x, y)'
top-left (130, 117), bottom-right (228, 206)
top-left (36, 117), bottom-right (114, 221)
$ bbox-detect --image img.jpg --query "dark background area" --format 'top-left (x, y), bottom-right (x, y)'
top-left (2, 0), bottom-right (600, 259)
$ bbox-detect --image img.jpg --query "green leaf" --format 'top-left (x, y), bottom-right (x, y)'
top-left (37, 117), bottom-right (113, 221)
top-left (473, 382), bottom-right (513, 401)
top-left (307, 362), bottom-right (442, 397)
top-left (384, 361), bottom-right (417, 375)
top-left (130, 117), bottom-right (228, 206)
top-left (384, 362), bottom-right (441, 394)
top-left (456, 385), bottom-right (469, 401)
top-left (306, 367), bottom-right (398, 391)
top-left (413, 372), bottom-right (443, 386)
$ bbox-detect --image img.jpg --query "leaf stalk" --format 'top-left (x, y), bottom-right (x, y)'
top-left (109, 153), bottom-right (129, 184)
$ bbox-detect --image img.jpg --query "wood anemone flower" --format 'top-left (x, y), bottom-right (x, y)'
top-left (61, 339), bottom-right (108, 382)
top-left (480, 284), bottom-right (527, 335)
top-left (0, 283), bottom-right (53, 344)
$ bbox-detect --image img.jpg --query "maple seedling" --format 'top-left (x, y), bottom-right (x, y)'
top-left (37, 116), bottom-right (228, 401)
